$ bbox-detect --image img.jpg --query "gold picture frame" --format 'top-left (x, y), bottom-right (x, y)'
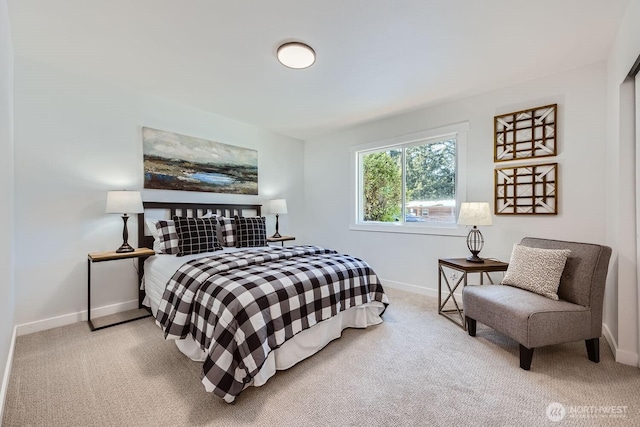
top-left (494, 104), bottom-right (557, 162)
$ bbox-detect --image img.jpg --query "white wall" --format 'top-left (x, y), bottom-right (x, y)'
top-left (7, 2), bottom-right (635, 371)
top-left (12, 57), bottom-right (304, 330)
top-left (605, 0), bottom-right (640, 367)
top-left (304, 62), bottom-right (608, 299)
top-left (0, 0), bottom-right (15, 416)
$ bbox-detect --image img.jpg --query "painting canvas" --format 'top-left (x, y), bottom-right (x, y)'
top-left (143, 127), bottom-right (258, 194)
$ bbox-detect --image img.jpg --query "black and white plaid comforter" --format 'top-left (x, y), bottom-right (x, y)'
top-left (155, 245), bottom-right (388, 402)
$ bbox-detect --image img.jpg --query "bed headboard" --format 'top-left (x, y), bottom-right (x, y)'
top-left (137, 201), bottom-right (262, 249)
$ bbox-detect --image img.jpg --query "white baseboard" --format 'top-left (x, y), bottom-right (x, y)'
top-left (381, 278), bottom-right (463, 300)
top-left (0, 325), bottom-right (17, 423)
top-left (381, 278), bottom-right (436, 297)
top-left (16, 299), bottom-right (139, 336)
top-left (615, 348), bottom-right (639, 367)
top-left (602, 323), bottom-right (639, 367)
top-left (602, 324), bottom-right (618, 359)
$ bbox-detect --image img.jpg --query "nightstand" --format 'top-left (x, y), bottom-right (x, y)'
top-left (87, 247), bottom-right (155, 331)
top-left (267, 236), bottom-right (296, 246)
top-left (438, 258), bottom-right (509, 330)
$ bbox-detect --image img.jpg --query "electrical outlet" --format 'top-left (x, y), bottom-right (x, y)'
top-left (450, 272), bottom-right (457, 281)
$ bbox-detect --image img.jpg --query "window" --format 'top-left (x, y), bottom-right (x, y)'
top-left (351, 123), bottom-right (468, 235)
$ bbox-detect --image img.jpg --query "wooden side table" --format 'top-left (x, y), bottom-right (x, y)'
top-left (87, 247), bottom-right (155, 331)
top-left (267, 236), bottom-right (296, 246)
top-left (438, 258), bottom-right (509, 330)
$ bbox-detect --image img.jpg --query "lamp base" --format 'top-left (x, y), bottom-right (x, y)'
top-left (466, 254), bottom-right (484, 263)
top-left (466, 227), bottom-right (485, 263)
top-left (115, 242), bottom-right (135, 253)
top-left (115, 214), bottom-right (135, 253)
top-left (272, 214), bottom-right (282, 238)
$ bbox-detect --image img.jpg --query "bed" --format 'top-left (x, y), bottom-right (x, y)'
top-left (137, 202), bottom-right (389, 403)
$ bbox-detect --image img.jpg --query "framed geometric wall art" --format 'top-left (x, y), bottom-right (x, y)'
top-left (142, 127), bottom-right (258, 195)
top-left (494, 104), bottom-right (557, 162)
top-left (494, 162), bottom-right (558, 215)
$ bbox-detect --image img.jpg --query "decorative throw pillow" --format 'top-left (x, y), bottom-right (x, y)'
top-left (217, 216), bottom-right (237, 247)
top-left (172, 216), bottom-right (222, 256)
top-left (145, 219), bottom-right (163, 253)
top-left (198, 212), bottom-right (223, 243)
top-left (154, 220), bottom-right (179, 255)
top-left (501, 244), bottom-right (571, 300)
top-left (234, 216), bottom-right (267, 248)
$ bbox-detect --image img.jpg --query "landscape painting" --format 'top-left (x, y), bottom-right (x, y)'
top-left (142, 127), bottom-right (258, 194)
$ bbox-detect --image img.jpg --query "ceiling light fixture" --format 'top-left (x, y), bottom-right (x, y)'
top-left (277, 42), bottom-right (316, 69)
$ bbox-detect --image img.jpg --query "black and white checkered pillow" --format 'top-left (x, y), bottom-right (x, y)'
top-left (172, 216), bottom-right (223, 256)
top-left (217, 216), bottom-right (237, 247)
top-left (155, 220), bottom-right (179, 255)
top-left (234, 216), bottom-right (267, 247)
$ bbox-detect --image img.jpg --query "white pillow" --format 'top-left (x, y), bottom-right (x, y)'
top-left (145, 219), bottom-right (163, 253)
top-left (501, 244), bottom-right (571, 300)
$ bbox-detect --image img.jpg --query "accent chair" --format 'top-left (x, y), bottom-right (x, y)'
top-left (462, 237), bottom-right (612, 370)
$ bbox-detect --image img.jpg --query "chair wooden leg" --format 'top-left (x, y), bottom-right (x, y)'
top-left (519, 344), bottom-right (534, 370)
top-left (586, 338), bottom-right (600, 363)
top-left (465, 316), bottom-right (476, 336)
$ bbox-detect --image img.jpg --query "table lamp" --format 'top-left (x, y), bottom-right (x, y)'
top-left (269, 199), bottom-right (288, 238)
top-left (457, 202), bottom-right (492, 263)
top-left (106, 190), bottom-right (144, 253)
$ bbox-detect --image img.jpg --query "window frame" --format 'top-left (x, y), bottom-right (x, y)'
top-left (350, 122), bottom-right (468, 237)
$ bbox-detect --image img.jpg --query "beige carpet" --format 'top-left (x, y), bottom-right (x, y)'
top-left (3, 288), bottom-right (639, 427)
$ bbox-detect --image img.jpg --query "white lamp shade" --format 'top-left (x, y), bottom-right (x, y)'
top-left (269, 199), bottom-right (288, 215)
top-left (106, 191), bottom-right (144, 214)
top-left (457, 202), bottom-right (492, 226)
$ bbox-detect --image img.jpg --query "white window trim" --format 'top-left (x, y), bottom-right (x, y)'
top-left (349, 122), bottom-right (469, 237)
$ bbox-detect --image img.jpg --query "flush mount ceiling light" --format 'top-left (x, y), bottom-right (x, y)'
top-left (277, 42), bottom-right (316, 69)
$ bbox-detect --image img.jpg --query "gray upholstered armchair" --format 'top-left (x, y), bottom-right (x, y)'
top-left (462, 237), bottom-right (612, 370)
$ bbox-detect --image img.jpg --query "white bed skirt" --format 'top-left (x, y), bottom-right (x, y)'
top-left (176, 302), bottom-right (385, 402)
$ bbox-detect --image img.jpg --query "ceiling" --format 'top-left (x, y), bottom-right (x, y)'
top-left (7, 0), bottom-right (630, 141)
